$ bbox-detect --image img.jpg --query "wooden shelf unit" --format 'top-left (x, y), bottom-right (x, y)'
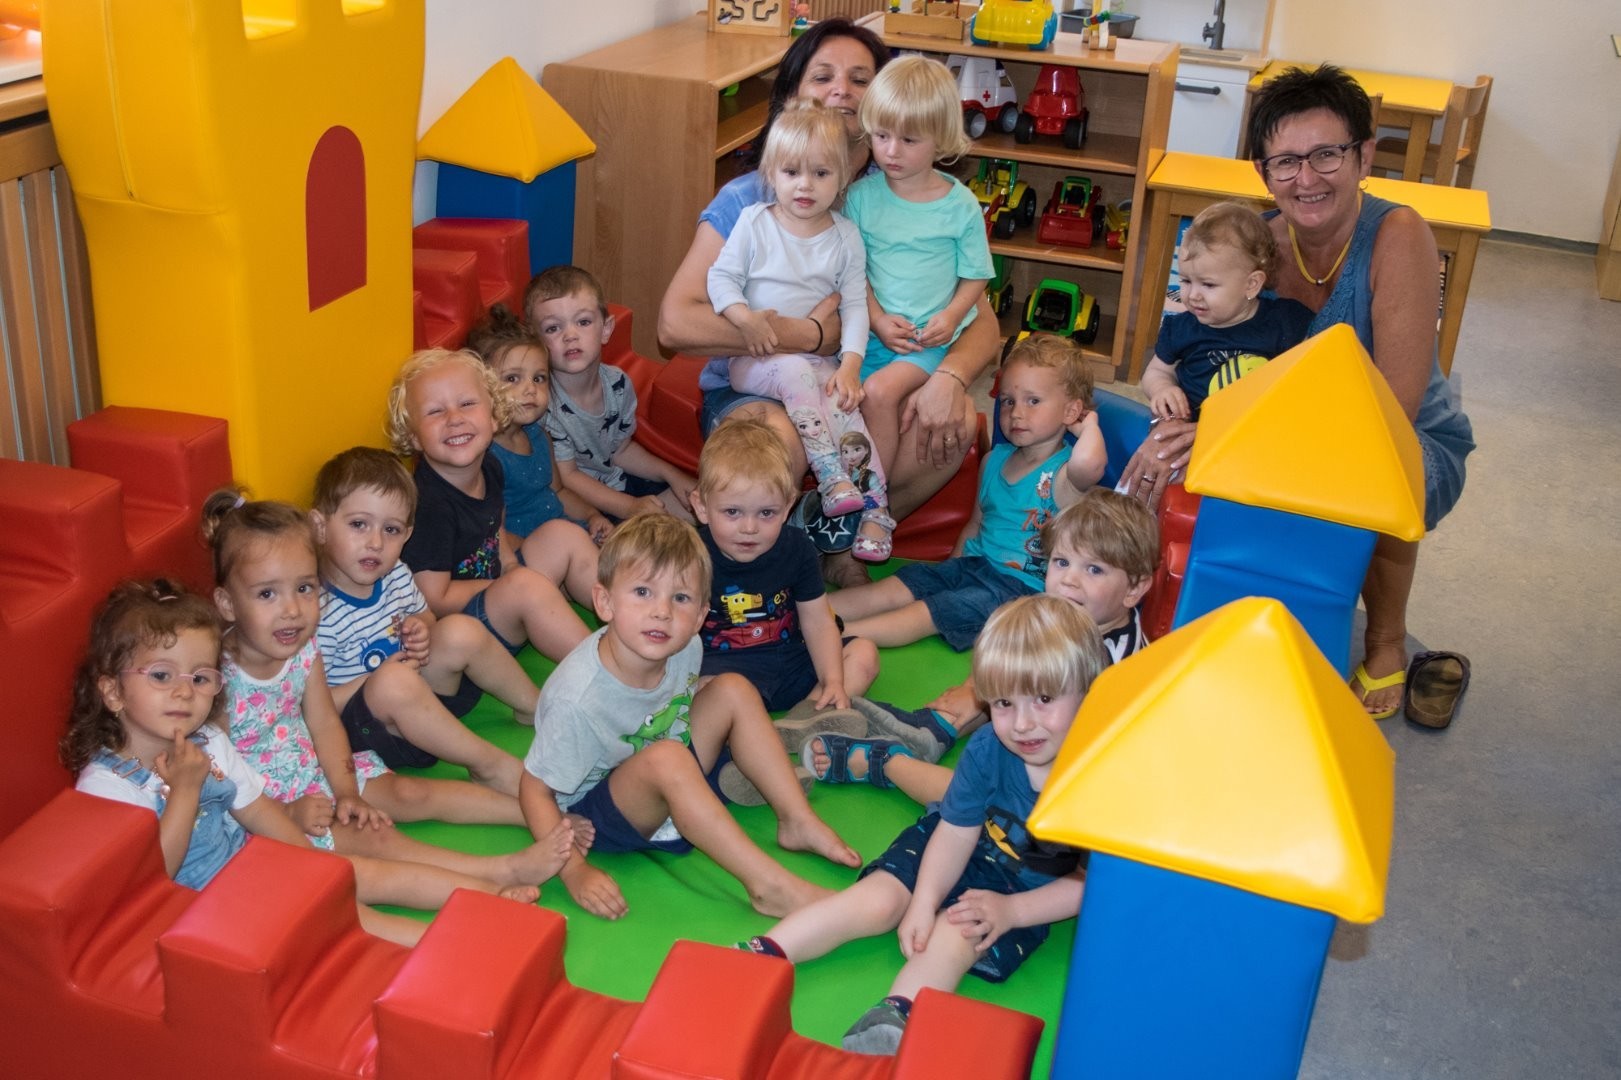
top-left (543, 16), bottom-right (791, 358)
top-left (882, 27), bottom-right (1178, 379)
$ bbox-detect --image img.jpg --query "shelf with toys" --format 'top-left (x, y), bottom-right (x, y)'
top-left (882, 24), bottom-right (1178, 377)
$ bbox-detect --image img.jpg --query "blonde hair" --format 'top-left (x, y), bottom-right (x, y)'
top-left (972, 593), bottom-right (1106, 703)
top-left (859, 54), bottom-right (971, 163)
top-left (1003, 333), bottom-right (1094, 410)
top-left (384, 348), bottom-right (512, 456)
top-left (698, 416), bottom-right (797, 503)
top-left (758, 97), bottom-right (852, 195)
top-left (1181, 200), bottom-right (1277, 279)
top-left (597, 512), bottom-right (713, 599)
top-left (1043, 489), bottom-right (1159, 584)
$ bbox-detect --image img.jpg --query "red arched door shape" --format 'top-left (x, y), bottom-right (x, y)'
top-left (306, 125), bottom-right (366, 311)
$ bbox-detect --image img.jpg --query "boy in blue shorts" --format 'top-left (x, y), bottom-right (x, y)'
top-left (741, 594), bottom-right (1105, 1054)
top-left (517, 513), bottom-right (860, 921)
top-left (311, 447), bottom-right (541, 797)
top-left (832, 334), bottom-right (1108, 649)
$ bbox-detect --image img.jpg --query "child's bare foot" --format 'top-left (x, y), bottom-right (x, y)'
top-left (566, 812), bottom-right (596, 855)
top-left (777, 813), bottom-right (861, 869)
top-left (749, 871), bottom-right (834, 918)
top-left (501, 818), bottom-right (575, 885)
top-left (497, 884), bottom-right (541, 903)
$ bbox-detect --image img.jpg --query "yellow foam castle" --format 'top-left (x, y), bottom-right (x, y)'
top-left (1185, 323), bottom-right (1426, 541)
top-left (417, 56), bottom-right (594, 182)
top-left (43, 0), bottom-right (424, 502)
top-left (1028, 596), bottom-right (1394, 923)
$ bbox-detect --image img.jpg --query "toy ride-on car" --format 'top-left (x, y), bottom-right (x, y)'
top-left (950, 55), bottom-right (1020, 139)
top-left (1024, 278), bottom-right (1101, 345)
top-left (1037, 175), bottom-right (1105, 247)
top-left (1101, 198), bottom-right (1132, 249)
top-left (969, 0), bottom-right (1058, 50)
top-left (970, 158), bottom-right (1038, 240)
top-left (1014, 64), bottom-right (1088, 149)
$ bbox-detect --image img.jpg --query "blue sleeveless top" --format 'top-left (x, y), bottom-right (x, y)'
top-left (1271, 195), bottom-right (1475, 529)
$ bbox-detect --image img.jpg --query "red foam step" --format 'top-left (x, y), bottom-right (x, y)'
top-left (414, 218), bottom-right (530, 315)
top-left (412, 247), bottom-right (482, 350)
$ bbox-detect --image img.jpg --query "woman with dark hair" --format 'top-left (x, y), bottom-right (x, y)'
top-left (1120, 64), bottom-right (1474, 721)
top-left (659, 18), bottom-right (1000, 585)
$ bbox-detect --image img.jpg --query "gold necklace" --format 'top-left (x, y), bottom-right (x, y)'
top-left (1287, 195), bottom-right (1360, 286)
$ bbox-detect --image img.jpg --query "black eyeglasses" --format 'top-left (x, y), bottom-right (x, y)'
top-left (1257, 142), bottom-right (1358, 182)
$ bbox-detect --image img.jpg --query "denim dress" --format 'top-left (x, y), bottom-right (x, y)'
top-left (92, 742), bottom-right (248, 890)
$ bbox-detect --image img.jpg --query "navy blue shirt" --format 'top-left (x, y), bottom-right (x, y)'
top-left (1155, 295), bottom-right (1314, 417)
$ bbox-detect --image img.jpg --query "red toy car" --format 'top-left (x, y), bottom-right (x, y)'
top-left (1014, 64), bottom-right (1088, 149)
top-left (1037, 175), bottom-right (1104, 247)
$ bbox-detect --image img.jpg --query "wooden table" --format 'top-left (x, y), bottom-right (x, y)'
top-left (1245, 61), bottom-right (1452, 183)
top-left (1127, 152), bottom-right (1491, 382)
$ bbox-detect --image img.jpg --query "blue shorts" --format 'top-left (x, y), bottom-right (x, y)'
top-left (861, 812), bottom-right (1050, 983)
top-left (892, 556), bottom-right (1038, 651)
top-left (461, 588), bottom-right (523, 656)
top-left (699, 637), bottom-right (856, 713)
top-left (564, 742), bottom-right (735, 855)
top-left (701, 384), bottom-right (777, 437)
top-left (340, 672), bottom-right (485, 770)
top-left (861, 339), bottom-right (948, 382)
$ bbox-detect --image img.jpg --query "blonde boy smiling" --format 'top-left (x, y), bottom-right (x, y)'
top-left (688, 418), bottom-right (878, 713)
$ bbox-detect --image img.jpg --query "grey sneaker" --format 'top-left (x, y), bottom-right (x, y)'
top-left (771, 698), bottom-right (867, 756)
top-left (716, 761), bottom-right (814, 807)
top-left (841, 1000), bottom-right (908, 1055)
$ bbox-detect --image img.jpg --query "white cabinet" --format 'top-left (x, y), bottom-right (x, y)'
top-left (1166, 60), bottom-right (1249, 158)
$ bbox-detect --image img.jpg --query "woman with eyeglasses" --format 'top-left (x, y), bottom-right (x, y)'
top-left (1121, 64), bottom-right (1474, 722)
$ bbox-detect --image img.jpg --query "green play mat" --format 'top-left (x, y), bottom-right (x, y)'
top-left (391, 619), bottom-right (1070, 1077)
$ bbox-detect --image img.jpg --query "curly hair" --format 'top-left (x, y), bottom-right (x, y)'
top-left (1181, 200), bottom-right (1278, 280)
top-left (1003, 333), bottom-right (1095, 411)
top-left (383, 348), bottom-right (513, 457)
top-left (61, 579), bottom-right (223, 774)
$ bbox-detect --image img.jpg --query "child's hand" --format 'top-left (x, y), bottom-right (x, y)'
top-left (872, 312), bottom-right (920, 354)
top-left (946, 888), bottom-right (1017, 952)
top-left (564, 862), bottom-right (627, 919)
top-left (914, 311), bottom-right (955, 349)
top-left (335, 794), bottom-right (392, 830)
top-left (399, 615), bottom-right (431, 666)
top-left (824, 363), bottom-right (865, 413)
top-left (739, 309), bottom-right (780, 357)
top-left (810, 680), bottom-right (851, 712)
top-left (289, 793), bottom-right (336, 837)
top-left (1150, 386), bottom-right (1190, 420)
top-left (1066, 408), bottom-right (1097, 441)
top-left (153, 729), bottom-right (209, 795)
top-left (897, 900), bottom-right (936, 959)
top-left (585, 513), bottom-right (614, 545)
top-left (667, 472), bottom-right (699, 514)
top-left (631, 493), bottom-right (668, 518)
top-left (926, 682), bottom-right (981, 728)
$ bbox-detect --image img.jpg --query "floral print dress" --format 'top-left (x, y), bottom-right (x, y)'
top-left (223, 638), bottom-right (386, 849)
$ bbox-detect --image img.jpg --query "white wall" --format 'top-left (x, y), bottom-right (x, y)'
top-left (416, 1), bottom-right (1620, 241)
top-left (413, 0), bottom-right (694, 221)
top-left (1269, 0), bottom-right (1620, 241)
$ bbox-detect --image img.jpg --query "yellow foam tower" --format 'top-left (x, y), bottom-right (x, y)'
top-left (1186, 322), bottom-right (1425, 540)
top-left (1030, 596), bottom-right (1396, 1076)
top-left (42, 0), bottom-right (425, 501)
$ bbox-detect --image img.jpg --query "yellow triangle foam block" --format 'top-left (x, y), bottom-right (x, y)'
top-left (1185, 323), bottom-right (1425, 540)
top-left (1028, 597), bottom-right (1394, 922)
top-left (417, 56), bottom-right (595, 180)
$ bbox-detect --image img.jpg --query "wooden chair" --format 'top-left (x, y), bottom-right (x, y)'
top-left (1373, 75), bottom-right (1493, 187)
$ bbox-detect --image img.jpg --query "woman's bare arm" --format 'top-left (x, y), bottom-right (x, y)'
top-left (657, 223), bottom-right (833, 356)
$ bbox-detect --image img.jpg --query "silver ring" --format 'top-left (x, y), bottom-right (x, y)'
top-left (1141, 472), bottom-right (1155, 481)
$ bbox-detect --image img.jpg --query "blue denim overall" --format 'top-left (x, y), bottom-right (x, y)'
top-left (93, 739), bottom-right (248, 889)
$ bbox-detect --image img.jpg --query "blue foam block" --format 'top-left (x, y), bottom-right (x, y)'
top-left (1175, 497), bottom-right (1375, 674)
top-left (1053, 853), bottom-right (1335, 1080)
top-left (435, 162), bottom-right (576, 273)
